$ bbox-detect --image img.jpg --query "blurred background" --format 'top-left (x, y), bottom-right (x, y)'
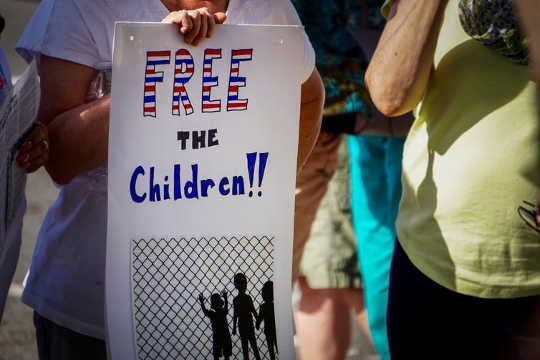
top-left (0, 1), bottom-right (376, 359)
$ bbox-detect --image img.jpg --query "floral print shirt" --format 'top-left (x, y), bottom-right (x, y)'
top-left (291, 0), bottom-right (385, 117)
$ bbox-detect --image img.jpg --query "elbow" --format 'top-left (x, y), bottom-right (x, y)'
top-left (365, 69), bottom-right (408, 117)
top-left (46, 164), bottom-right (75, 186)
top-left (371, 93), bottom-right (408, 118)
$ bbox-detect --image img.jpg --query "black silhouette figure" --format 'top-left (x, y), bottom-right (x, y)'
top-left (256, 281), bottom-right (278, 360)
top-left (232, 273), bottom-right (261, 360)
top-left (199, 291), bottom-right (233, 360)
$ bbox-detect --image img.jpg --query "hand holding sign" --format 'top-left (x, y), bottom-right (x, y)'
top-left (161, 8), bottom-right (227, 45)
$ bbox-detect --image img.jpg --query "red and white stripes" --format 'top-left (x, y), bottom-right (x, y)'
top-left (227, 49), bottom-right (253, 112)
top-left (143, 51), bottom-right (171, 117)
top-left (172, 49), bottom-right (195, 116)
top-left (201, 48), bottom-right (222, 113)
top-left (142, 48), bottom-right (254, 117)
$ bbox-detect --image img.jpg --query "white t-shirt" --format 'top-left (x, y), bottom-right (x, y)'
top-left (17, 0), bottom-right (315, 339)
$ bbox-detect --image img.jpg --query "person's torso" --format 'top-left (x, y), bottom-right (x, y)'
top-left (397, 0), bottom-right (540, 298)
top-left (22, 0), bottom-right (311, 337)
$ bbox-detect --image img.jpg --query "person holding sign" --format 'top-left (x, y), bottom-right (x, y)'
top-left (16, 0), bottom-right (322, 358)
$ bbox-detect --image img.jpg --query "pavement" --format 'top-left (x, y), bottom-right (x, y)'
top-left (0, 1), bottom-right (381, 359)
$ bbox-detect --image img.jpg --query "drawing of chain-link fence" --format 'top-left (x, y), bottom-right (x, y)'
top-left (131, 235), bottom-right (277, 360)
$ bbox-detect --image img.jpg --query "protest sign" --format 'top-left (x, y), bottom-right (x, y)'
top-left (107, 23), bottom-right (304, 360)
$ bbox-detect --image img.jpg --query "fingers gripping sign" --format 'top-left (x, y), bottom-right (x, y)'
top-left (162, 8), bottom-right (227, 46)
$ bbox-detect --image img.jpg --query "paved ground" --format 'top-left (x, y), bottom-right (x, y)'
top-left (0, 1), bottom-right (380, 359)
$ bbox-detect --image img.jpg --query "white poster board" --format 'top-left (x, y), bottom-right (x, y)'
top-left (107, 23), bottom-right (304, 360)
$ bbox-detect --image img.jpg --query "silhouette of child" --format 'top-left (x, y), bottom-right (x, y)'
top-left (198, 291), bottom-right (232, 360)
top-left (256, 281), bottom-right (278, 360)
top-left (232, 273), bottom-right (261, 360)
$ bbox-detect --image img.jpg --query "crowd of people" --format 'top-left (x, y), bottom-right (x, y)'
top-left (1, 0), bottom-right (540, 359)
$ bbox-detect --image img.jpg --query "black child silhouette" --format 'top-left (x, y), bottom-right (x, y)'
top-left (232, 273), bottom-right (261, 360)
top-left (199, 291), bottom-right (233, 360)
top-left (256, 281), bottom-right (278, 360)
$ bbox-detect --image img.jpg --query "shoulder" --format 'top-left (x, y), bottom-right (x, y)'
top-left (17, 0), bottom-right (116, 66)
top-left (32, 0), bottom-right (115, 24)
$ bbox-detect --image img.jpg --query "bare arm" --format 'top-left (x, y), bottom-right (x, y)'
top-left (365, 0), bottom-right (447, 116)
top-left (40, 8), bottom-right (229, 185)
top-left (354, 27), bottom-right (415, 136)
top-left (37, 56), bottom-right (108, 185)
top-left (298, 68), bottom-right (324, 172)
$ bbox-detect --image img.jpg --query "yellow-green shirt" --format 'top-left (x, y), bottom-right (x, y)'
top-left (383, 0), bottom-right (540, 298)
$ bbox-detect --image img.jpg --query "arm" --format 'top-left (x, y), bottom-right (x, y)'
top-left (37, 55), bottom-right (106, 185)
top-left (365, 0), bottom-right (447, 116)
top-left (298, 68), bottom-right (324, 172)
top-left (41, 9), bottom-right (227, 185)
top-left (355, 26), bottom-right (415, 136)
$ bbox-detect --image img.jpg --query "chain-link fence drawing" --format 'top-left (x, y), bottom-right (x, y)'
top-left (131, 235), bottom-right (277, 360)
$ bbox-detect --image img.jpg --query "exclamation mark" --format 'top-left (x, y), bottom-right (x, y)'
top-left (257, 153), bottom-right (268, 197)
top-left (246, 152), bottom-right (257, 197)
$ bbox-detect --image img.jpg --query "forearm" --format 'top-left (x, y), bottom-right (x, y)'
top-left (366, 0), bottom-right (446, 116)
top-left (298, 69), bottom-right (324, 172)
top-left (46, 95), bottom-right (110, 184)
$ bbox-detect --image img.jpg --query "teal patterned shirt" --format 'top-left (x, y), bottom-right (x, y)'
top-left (291, 0), bottom-right (385, 117)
